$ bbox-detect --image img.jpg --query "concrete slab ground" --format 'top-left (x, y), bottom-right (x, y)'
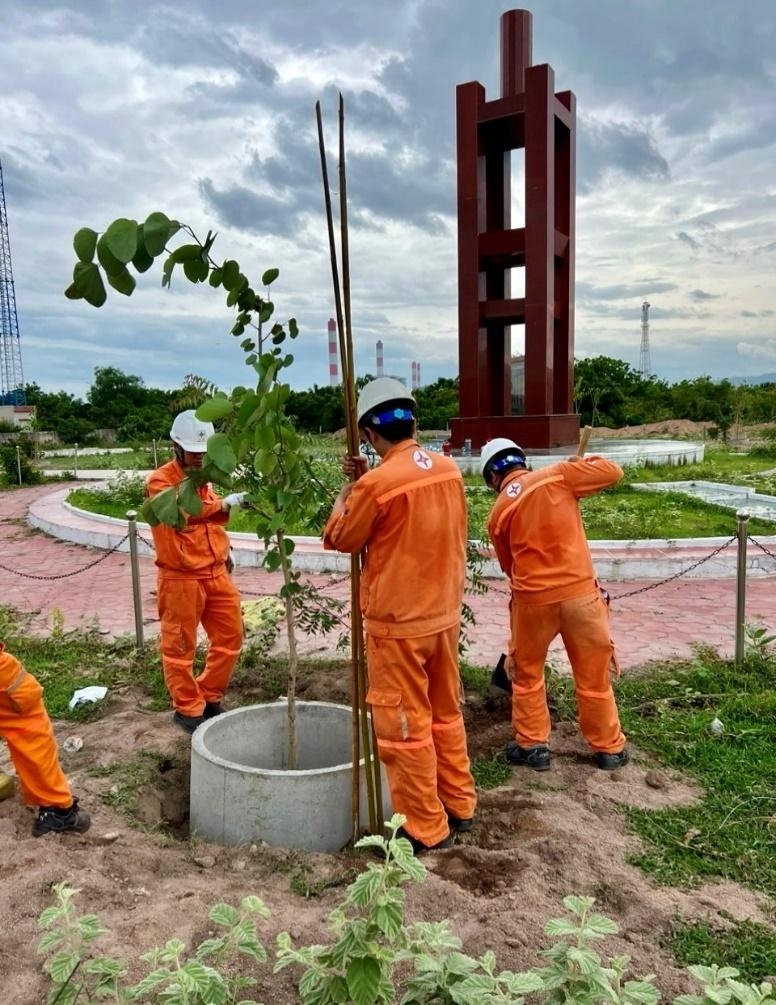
top-left (3, 483), bottom-right (776, 672)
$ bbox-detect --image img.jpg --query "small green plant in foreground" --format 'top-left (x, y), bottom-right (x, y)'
top-left (38, 883), bottom-right (268, 1004)
top-left (38, 818), bottom-right (776, 1004)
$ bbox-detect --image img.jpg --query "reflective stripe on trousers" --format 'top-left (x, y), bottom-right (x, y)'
top-left (0, 651), bottom-right (72, 808)
top-left (366, 625), bottom-right (477, 847)
top-left (157, 572), bottom-right (243, 716)
top-left (511, 590), bottom-right (626, 754)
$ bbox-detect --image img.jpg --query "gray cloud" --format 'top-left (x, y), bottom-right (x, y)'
top-left (690, 289), bottom-right (719, 301)
top-left (578, 118), bottom-right (670, 193)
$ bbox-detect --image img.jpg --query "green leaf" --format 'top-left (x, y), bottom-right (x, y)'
top-left (73, 227), bottom-right (98, 263)
top-left (132, 225), bottom-right (155, 273)
top-left (72, 262), bottom-right (107, 307)
top-left (104, 218), bottom-right (138, 263)
top-left (262, 267), bottom-right (279, 286)
top-left (106, 265), bottom-right (136, 297)
top-left (49, 950), bottom-right (79, 985)
top-left (149, 486), bottom-right (184, 528)
top-left (221, 259), bottom-right (240, 291)
top-left (64, 282), bottom-right (83, 300)
top-left (162, 256), bottom-right (175, 288)
top-left (171, 243), bottom-right (206, 263)
top-left (282, 537), bottom-right (295, 556)
top-left (178, 479), bottom-right (203, 516)
top-left (209, 266), bottom-right (223, 288)
top-left (206, 433), bottom-right (237, 474)
top-left (143, 211), bottom-right (174, 256)
top-left (197, 398), bottom-right (233, 422)
top-left (289, 317), bottom-right (299, 338)
top-left (95, 234), bottom-right (127, 277)
top-left (184, 258), bottom-right (209, 282)
top-left (254, 450), bottom-right (278, 476)
top-left (346, 956), bottom-right (381, 1005)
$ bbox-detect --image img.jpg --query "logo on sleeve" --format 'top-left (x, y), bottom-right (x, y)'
top-left (506, 482), bottom-right (522, 498)
top-left (412, 449), bottom-right (432, 470)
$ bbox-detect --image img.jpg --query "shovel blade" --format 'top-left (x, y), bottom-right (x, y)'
top-left (489, 653), bottom-right (513, 696)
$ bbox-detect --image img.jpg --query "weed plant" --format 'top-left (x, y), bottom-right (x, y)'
top-left (39, 823), bottom-right (776, 1003)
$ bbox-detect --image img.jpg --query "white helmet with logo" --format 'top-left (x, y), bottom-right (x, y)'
top-left (480, 437), bottom-right (526, 484)
top-left (169, 410), bottom-right (214, 452)
top-left (356, 377), bottom-right (415, 426)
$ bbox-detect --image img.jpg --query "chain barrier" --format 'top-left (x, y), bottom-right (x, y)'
top-left (0, 534), bottom-right (130, 581)
top-left (748, 534), bottom-right (776, 565)
top-left (468, 536), bottom-right (739, 602)
top-left (609, 536), bottom-right (737, 600)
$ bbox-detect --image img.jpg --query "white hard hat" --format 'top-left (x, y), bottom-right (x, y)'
top-left (480, 437), bottom-right (526, 483)
top-left (169, 410), bottom-right (214, 452)
top-left (356, 377), bottom-right (415, 426)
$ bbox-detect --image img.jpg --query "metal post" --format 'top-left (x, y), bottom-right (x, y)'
top-left (735, 509), bottom-right (749, 669)
top-left (126, 510), bottom-right (145, 652)
top-left (15, 445), bottom-right (22, 485)
top-left (152, 439), bottom-right (158, 467)
top-left (74, 442), bottom-right (79, 478)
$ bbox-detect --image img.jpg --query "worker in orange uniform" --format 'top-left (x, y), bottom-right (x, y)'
top-left (324, 378), bottom-right (477, 853)
top-left (147, 410), bottom-right (248, 734)
top-left (0, 641), bottom-right (91, 836)
top-left (481, 438), bottom-right (628, 771)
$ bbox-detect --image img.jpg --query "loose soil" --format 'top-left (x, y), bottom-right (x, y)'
top-left (1, 662), bottom-right (771, 1004)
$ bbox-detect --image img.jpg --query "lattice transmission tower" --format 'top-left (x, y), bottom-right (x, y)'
top-left (0, 159), bottom-right (26, 405)
top-left (639, 300), bottom-right (651, 379)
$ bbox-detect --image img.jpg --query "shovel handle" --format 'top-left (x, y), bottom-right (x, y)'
top-left (577, 425), bottom-right (593, 457)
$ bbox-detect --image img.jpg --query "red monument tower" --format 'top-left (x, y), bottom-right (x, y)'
top-left (450, 9), bottom-right (579, 450)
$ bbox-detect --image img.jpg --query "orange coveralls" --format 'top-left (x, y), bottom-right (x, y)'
top-left (324, 440), bottom-right (477, 847)
top-left (0, 642), bottom-right (73, 808)
top-left (147, 461), bottom-right (243, 717)
top-left (487, 456), bottom-right (626, 754)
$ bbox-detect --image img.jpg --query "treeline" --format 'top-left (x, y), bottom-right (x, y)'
top-left (13, 358), bottom-right (776, 446)
top-left (574, 357), bottom-right (776, 430)
top-left (16, 368), bottom-right (460, 443)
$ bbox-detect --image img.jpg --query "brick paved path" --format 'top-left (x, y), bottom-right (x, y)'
top-left (3, 484), bottom-right (776, 671)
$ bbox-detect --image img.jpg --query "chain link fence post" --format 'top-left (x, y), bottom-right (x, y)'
top-left (735, 509), bottom-right (750, 670)
top-left (74, 442), bottom-right (79, 478)
top-left (15, 445), bottom-right (22, 486)
top-left (126, 510), bottom-right (145, 653)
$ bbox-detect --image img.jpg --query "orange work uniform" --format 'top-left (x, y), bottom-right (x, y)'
top-left (147, 461), bottom-right (243, 717)
top-left (324, 440), bottom-right (477, 847)
top-left (0, 643), bottom-right (73, 808)
top-left (487, 456), bottom-right (626, 754)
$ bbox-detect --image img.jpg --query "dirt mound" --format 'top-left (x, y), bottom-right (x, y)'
top-left (0, 680), bottom-right (769, 1003)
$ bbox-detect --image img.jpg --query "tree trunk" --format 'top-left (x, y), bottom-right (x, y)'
top-left (276, 529), bottom-right (298, 770)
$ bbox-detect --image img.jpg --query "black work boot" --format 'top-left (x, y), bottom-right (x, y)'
top-left (173, 711), bottom-right (206, 734)
top-left (203, 701), bottom-right (225, 719)
top-left (595, 748), bottom-right (629, 771)
top-left (505, 741), bottom-right (551, 771)
top-left (397, 826), bottom-right (454, 855)
top-left (33, 798), bottom-right (91, 837)
top-left (447, 811), bottom-right (476, 833)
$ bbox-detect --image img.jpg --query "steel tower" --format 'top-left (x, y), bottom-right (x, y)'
top-left (0, 159), bottom-right (25, 405)
top-left (639, 300), bottom-right (651, 379)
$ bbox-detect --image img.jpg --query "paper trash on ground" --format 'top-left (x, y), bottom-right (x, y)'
top-left (68, 686), bottom-right (108, 710)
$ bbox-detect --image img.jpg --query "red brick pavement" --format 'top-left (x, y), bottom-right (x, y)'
top-left (3, 484), bottom-right (776, 671)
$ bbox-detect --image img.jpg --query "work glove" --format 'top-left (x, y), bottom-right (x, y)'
top-left (223, 492), bottom-right (249, 510)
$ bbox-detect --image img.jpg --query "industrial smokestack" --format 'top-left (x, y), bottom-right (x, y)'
top-left (416, 361), bottom-right (421, 389)
top-left (328, 318), bottom-right (338, 386)
top-left (411, 361), bottom-right (417, 390)
top-left (376, 340), bottom-right (384, 378)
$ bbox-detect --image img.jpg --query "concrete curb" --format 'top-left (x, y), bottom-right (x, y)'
top-left (26, 485), bottom-right (776, 582)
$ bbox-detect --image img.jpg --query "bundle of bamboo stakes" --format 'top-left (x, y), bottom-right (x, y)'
top-left (316, 95), bottom-right (383, 842)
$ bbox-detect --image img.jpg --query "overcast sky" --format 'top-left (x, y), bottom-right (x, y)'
top-left (1, 0), bottom-right (775, 399)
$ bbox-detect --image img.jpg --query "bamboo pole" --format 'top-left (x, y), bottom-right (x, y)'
top-left (316, 99), bottom-right (381, 840)
top-left (338, 94), bottom-right (383, 836)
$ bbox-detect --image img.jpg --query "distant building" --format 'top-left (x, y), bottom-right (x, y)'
top-left (0, 404), bottom-right (35, 429)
